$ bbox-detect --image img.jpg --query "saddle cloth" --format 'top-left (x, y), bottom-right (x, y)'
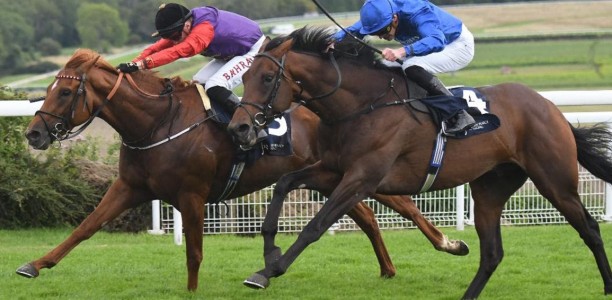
top-left (412, 86), bottom-right (500, 138)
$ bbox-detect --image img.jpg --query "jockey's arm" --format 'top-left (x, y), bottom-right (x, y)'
top-left (134, 22), bottom-right (214, 69)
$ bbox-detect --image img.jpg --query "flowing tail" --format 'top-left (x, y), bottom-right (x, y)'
top-left (572, 122), bottom-right (612, 183)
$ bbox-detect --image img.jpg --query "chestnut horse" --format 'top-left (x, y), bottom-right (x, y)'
top-left (227, 27), bottom-right (612, 298)
top-left (18, 49), bottom-right (468, 291)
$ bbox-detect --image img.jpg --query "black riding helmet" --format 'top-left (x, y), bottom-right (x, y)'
top-left (151, 3), bottom-right (193, 38)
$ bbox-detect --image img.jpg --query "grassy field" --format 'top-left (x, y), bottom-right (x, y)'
top-left (441, 39), bottom-right (612, 90)
top-left (3, 225), bottom-right (612, 299)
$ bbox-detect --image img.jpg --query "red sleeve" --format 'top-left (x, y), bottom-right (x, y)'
top-left (134, 39), bottom-right (174, 62)
top-left (136, 22), bottom-right (215, 69)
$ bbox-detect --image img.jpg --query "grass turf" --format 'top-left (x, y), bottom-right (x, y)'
top-left (3, 224), bottom-right (612, 299)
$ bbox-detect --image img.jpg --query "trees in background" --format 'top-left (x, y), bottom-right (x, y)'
top-left (76, 3), bottom-right (129, 53)
top-left (0, 0), bottom-right (557, 76)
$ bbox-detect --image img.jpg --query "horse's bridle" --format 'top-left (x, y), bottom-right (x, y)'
top-left (34, 64), bottom-right (211, 151)
top-left (238, 50), bottom-right (342, 131)
top-left (237, 52), bottom-right (288, 128)
top-left (33, 71), bottom-right (123, 142)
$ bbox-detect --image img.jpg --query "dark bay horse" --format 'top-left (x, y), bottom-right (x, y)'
top-left (227, 27), bottom-right (612, 298)
top-left (19, 49), bottom-right (468, 291)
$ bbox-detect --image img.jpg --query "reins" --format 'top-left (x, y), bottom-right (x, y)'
top-left (120, 77), bottom-right (180, 147)
top-left (118, 76), bottom-right (213, 151)
top-left (328, 77), bottom-right (420, 125)
top-left (35, 64), bottom-right (212, 151)
top-left (245, 46), bottom-right (416, 126)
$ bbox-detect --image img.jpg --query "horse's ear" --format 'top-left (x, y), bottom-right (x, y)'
top-left (275, 39), bottom-right (294, 55)
top-left (77, 55), bottom-right (101, 74)
top-left (259, 36), bottom-right (271, 53)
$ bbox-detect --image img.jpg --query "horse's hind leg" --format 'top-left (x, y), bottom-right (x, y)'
top-left (345, 200), bottom-right (397, 277)
top-left (463, 164), bottom-right (528, 300)
top-left (372, 194), bottom-right (469, 256)
top-left (528, 162), bottom-right (612, 294)
top-left (16, 179), bottom-right (148, 279)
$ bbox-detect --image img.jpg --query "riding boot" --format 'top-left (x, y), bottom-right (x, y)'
top-left (404, 65), bottom-right (475, 134)
top-left (217, 93), bottom-right (240, 115)
top-left (206, 86), bottom-right (240, 115)
top-left (207, 86), bottom-right (268, 141)
top-left (222, 93), bottom-right (241, 114)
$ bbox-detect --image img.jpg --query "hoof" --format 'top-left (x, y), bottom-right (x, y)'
top-left (16, 263), bottom-right (39, 278)
top-left (446, 240), bottom-right (469, 256)
top-left (380, 270), bottom-right (396, 278)
top-left (244, 273), bottom-right (269, 289)
top-left (456, 240), bottom-right (470, 256)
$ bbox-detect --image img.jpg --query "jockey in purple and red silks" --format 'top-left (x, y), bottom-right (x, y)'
top-left (117, 3), bottom-right (265, 113)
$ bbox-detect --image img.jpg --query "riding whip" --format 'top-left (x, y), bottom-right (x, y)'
top-left (311, 0), bottom-right (404, 64)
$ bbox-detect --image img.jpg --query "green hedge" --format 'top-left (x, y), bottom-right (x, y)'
top-left (0, 89), bottom-right (149, 231)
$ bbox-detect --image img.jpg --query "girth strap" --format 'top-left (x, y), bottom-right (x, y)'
top-left (419, 130), bottom-right (447, 193)
top-left (211, 161), bottom-right (246, 204)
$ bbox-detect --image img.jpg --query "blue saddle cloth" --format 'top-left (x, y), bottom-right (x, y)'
top-left (209, 99), bottom-right (293, 158)
top-left (234, 113), bottom-right (293, 166)
top-left (420, 87), bottom-right (500, 139)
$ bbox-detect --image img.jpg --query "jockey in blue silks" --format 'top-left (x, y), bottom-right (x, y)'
top-left (335, 0), bottom-right (476, 134)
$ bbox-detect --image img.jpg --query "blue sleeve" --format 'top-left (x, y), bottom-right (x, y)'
top-left (405, 8), bottom-right (446, 56)
top-left (334, 20), bottom-right (366, 41)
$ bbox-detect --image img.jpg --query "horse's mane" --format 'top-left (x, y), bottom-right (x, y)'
top-left (264, 26), bottom-right (392, 70)
top-left (66, 49), bottom-right (191, 89)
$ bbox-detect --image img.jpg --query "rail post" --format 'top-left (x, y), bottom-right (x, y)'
top-left (148, 200), bottom-right (165, 234)
top-left (173, 207), bottom-right (183, 245)
top-left (456, 184), bottom-right (465, 230)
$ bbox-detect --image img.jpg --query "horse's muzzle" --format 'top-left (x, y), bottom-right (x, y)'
top-left (227, 122), bottom-right (258, 148)
top-left (25, 129), bottom-right (51, 150)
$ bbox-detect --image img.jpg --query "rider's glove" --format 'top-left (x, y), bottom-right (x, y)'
top-left (117, 62), bottom-right (140, 73)
top-left (333, 30), bottom-right (346, 42)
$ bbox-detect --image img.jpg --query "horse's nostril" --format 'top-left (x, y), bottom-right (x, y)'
top-left (237, 124), bottom-right (251, 134)
top-left (25, 130), bottom-right (40, 142)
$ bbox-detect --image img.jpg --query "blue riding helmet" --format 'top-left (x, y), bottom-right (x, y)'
top-left (359, 0), bottom-right (397, 35)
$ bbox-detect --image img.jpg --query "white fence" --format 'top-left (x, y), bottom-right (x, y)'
top-left (157, 90), bottom-right (612, 244)
top-left (156, 165), bottom-right (608, 242)
top-left (3, 91), bottom-right (612, 245)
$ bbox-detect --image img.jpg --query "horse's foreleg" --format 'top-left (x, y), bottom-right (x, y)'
top-left (249, 161), bottom-right (397, 283)
top-left (16, 179), bottom-right (147, 279)
top-left (253, 162), bottom-right (341, 274)
top-left (176, 192), bottom-right (207, 291)
top-left (372, 194), bottom-right (469, 256)
top-left (246, 167), bottom-right (378, 289)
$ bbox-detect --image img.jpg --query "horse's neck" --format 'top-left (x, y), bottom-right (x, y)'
top-left (300, 61), bottom-right (406, 123)
top-left (91, 72), bottom-right (200, 143)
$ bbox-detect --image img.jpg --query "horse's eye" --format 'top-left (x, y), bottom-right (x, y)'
top-left (263, 75), bottom-right (274, 83)
top-left (60, 89), bottom-right (72, 97)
